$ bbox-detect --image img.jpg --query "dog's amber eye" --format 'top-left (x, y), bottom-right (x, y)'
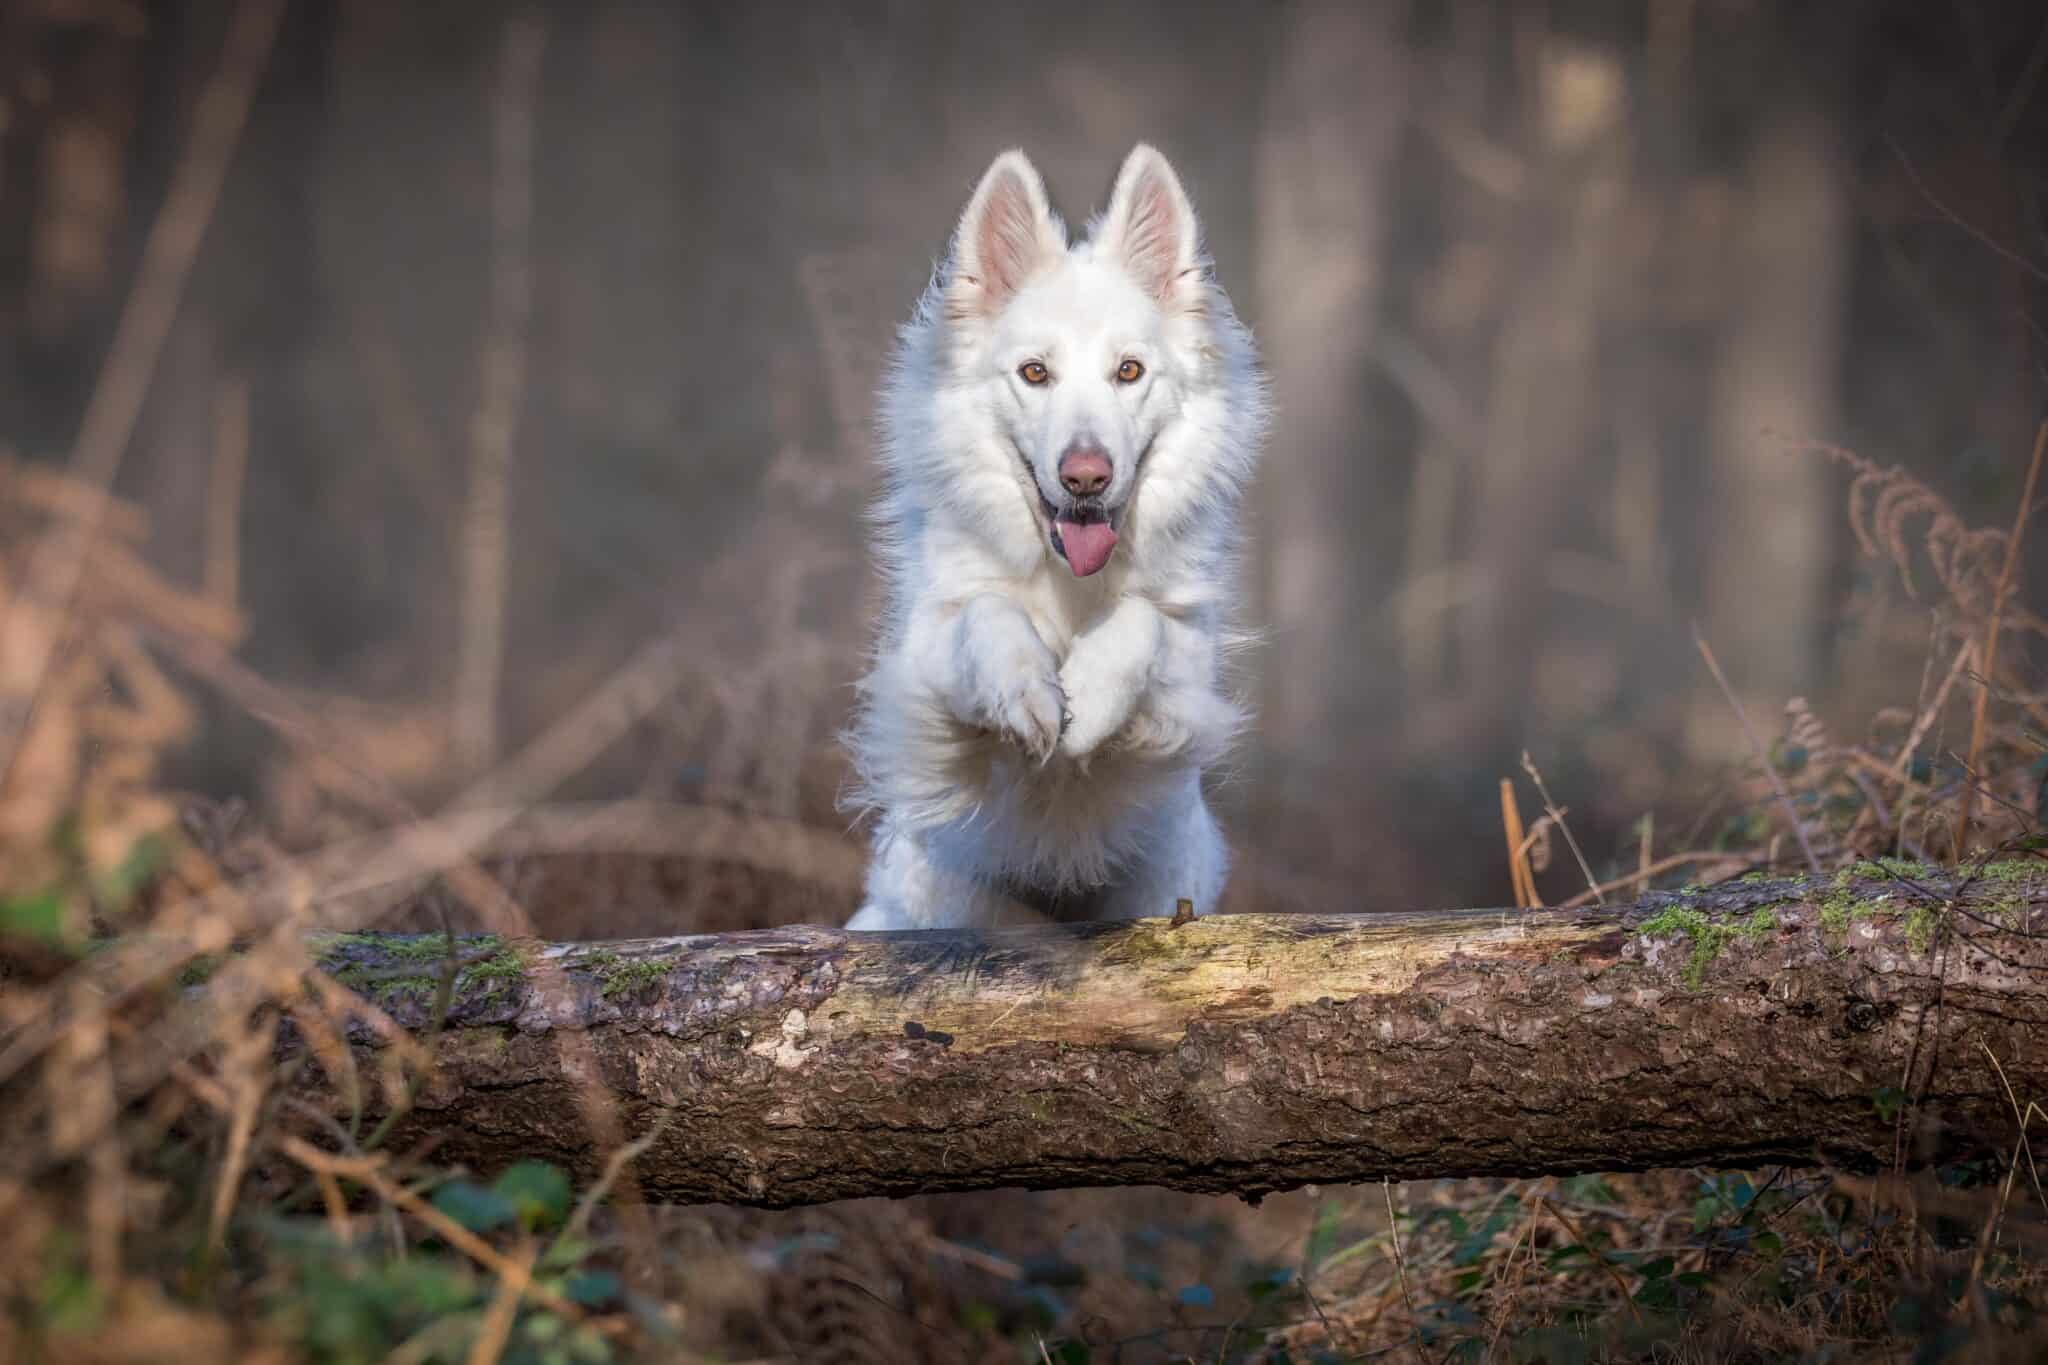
top-left (1018, 361), bottom-right (1050, 386)
top-left (1116, 358), bottom-right (1145, 384)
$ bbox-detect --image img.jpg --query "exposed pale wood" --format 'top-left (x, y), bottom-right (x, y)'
top-left (289, 865), bottom-right (2048, 1208)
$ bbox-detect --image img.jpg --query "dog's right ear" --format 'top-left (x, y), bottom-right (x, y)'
top-left (945, 151), bottom-right (1065, 322)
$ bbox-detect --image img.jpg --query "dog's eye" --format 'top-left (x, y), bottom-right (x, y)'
top-left (1018, 361), bottom-right (1050, 386)
top-left (1116, 358), bottom-right (1145, 384)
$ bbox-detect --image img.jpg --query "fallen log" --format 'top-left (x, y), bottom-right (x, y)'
top-left (293, 862), bottom-right (2048, 1207)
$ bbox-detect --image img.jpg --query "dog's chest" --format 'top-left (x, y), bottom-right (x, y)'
top-left (1008, 570), bottom-right (1125, 658)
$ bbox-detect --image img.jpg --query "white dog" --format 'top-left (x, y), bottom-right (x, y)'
top-left (842, 145), bottom-right (1268, 931)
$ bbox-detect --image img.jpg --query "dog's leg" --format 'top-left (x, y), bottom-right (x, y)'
top-left (1117, 681), bottom-right (1242, 765)
top-left (907, 593), bottom-right (1065, 762)
top-left (1058, 596), bottom-right (1164, 760)
top-left (1098, 775), bottom-right (1229, 919)
top-left (1065, 601), bottom-right (1241, 765)
top-left (848, 820), bottom-right (1013, 930)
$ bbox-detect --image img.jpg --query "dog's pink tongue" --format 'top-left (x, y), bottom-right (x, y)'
top-left (1056, 518), bottom-right (1118, 577)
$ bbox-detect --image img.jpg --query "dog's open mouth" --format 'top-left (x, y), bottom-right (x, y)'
top-left (1041, 495), bottom-right (1122, 577)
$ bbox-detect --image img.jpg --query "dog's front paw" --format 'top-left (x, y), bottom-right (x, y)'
top-left (1058, 686), bottom-right (1127, 761)
top-left (966, 636), bottom-right (1064, 761)
top-left (1058, 658), bottom-right (1141, 761)
top-left (986, 669), bottom-right (1066, 761)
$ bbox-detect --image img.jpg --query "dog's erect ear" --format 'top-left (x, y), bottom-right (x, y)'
top-left (946, 150), bottom-right (1065, 321)
top-left (1097, 144), bottom-right (1202, 305)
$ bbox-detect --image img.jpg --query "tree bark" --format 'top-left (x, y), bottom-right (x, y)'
top-left (293, 864), bottom-right (2048, 1208)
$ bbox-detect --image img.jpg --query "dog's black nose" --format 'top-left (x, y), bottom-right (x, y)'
top-left (1059, 445), bottom-right (1112, 498)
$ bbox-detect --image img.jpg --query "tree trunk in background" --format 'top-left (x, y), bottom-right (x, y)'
top-left (1456, 28), bottom-right (1632, 761)
top-left (1695, 104), bottom-right (1843, 716)
top-left (1252, 0), bottom-right (1408, 748)
top-left (0, 4), bottom-right (145, 444)
top-left (271, 866), bottom-right (2048, 1207)
top-left (1697, 101), bottom-right (1847, 718)
top-left (453, 14), bottom-right (544, 775)
top-left (1246, 0), bottom-right (1410, 900)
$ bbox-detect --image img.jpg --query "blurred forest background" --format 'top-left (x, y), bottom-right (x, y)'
top-left (6, 3), bottom-right (2048, 1361)
top-left (2, 0), bottom-right (2045, 926)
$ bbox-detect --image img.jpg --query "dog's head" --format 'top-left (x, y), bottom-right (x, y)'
top-left (933, 145), bottom-right (1216, 579)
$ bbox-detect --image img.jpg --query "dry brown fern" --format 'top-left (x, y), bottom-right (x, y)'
top-left (1794, 438), bottom-right (2046, 638)
top-left (755, 1203), bottom-right (986, 1365)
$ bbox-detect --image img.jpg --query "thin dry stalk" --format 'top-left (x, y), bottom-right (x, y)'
top-left (1890, 637), bottom-right (1974, 784)
top-left (453, 12), bottom-right (546, 774)
top-left (1692, 624), bottom-right (1824, 875)
top-left (0, 0), bottom-right (284, 782)
top-left (466, 1238), bottom-right (538, 1365)
top-left (1499, 777), bottom-right (1536, 908)
top-left (1383, 1179), bottom-right (1425, 1365)
top-left (557, 1114), bottom-right (670, 1251)
top-left (206, 1016), bottom-right (275, 1252)
top-left (1540, 1197), bottom-right (1641, 1324)
top-left (1889, 138), bottom-right (2048, 286)
top-left (0, 455), bottom-right (150, 538)
top-left (1980, 1042), bottom-right (2048, 1217)
top-left (1520, 752), bottom-right (1602, 904)
top-left (1512, 817), bottom-right (1556, 890)
top-left (1557, 850), bottom-right (1739, 910)
top-left (1956, 419), bottom-right (2046, 859)
top-left (1483, 1186), bottom-right (1546, 1363)
top-left (918, 1232), bottom-right (1026, 1282)
top-left (313, 1166), bottom-right (354, 1248)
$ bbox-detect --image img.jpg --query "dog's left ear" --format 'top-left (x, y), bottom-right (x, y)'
top-left (1098, 144), bottom-right (1203, 306)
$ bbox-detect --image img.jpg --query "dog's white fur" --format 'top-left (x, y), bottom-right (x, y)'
top-left (843, 145), bottom-right (1267, 931)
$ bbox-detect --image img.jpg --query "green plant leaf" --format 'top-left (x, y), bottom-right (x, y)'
top-left (431, 1180), bottom-right (516, 1234)
top-left (0, 889), bottom-right (68, 948)
top-left (562, 1270), bottom-right (622, 1307)
top-left (492, 1160), bottom-right (573, 1233)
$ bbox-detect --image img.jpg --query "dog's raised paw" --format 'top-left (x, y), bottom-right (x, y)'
top-left (1058, 688), bottom-right (1129, 760)
top-left (987, 672), bottom-right (1066, 762)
